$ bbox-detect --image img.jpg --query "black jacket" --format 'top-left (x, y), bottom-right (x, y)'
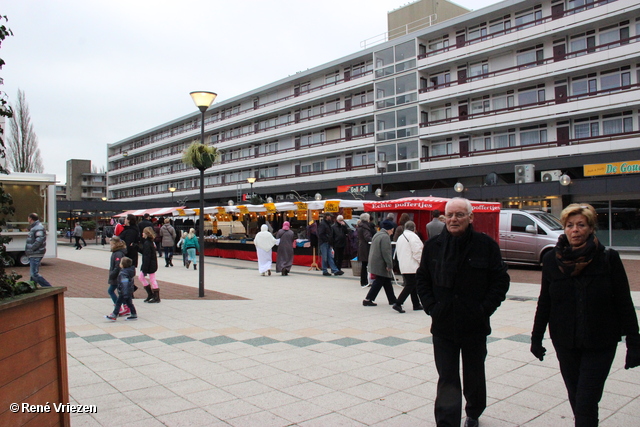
top-left (416, 228), bottom-right (510, 338)
top-left (331, 222), bottom-right (349, 249)
top-left (357, 221), bottom-right (375, 262)
top-left (317, 219), bottom-right (333, 246)
top-left (119, 225), bottom-right (140, 268)
top-left (139, 238), bottom-right (158, 275)
top-left (532, 248), bottom-right (639, 348)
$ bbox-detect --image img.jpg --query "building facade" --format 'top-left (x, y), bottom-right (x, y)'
top-left (107, 0), bottom-right (640, 248)
top-left (65, 159), bottom-right (107, 201)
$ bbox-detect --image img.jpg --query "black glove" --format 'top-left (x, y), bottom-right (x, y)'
top-left (530, 336), bottom-right (546, 362)
top-left (625, 334), bottom-right (640, 370)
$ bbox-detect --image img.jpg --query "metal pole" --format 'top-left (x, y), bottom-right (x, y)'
top-left (198, 110), bottom-right (206, 298)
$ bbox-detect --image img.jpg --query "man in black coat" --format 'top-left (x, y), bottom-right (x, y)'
top-left (331, 215), bottom-right (349, 273)
top-left (416, 197), bottom-right (510, 427)
top-left (317, 213), bottom-right (341, 276)
top-left (138, 213), bottom-right (153, 236)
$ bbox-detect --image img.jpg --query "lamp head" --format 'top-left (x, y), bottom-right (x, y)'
top-left (190, 91), bottom-right (218, 112)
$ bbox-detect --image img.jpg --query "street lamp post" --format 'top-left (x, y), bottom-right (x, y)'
top-left (190, 91), bottom-right (217, 298)
top-left (169, 186), bottom-right (176, 204)
top-left (375, 153), bottom-right (388, 198)
top-left (247, 177), bottom-right (256, 199)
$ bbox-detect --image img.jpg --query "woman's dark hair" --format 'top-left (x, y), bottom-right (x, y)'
top-left (126, 214), bottom-right (137, 226)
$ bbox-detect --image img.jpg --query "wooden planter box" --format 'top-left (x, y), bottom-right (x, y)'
top-left (0, 287), bottom-right (70, 426)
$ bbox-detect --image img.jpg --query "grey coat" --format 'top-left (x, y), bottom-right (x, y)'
top-left (25, 220), bottom-right (47, 258)
top-left (160, 224), bottom-right (176, 247)
top-left (367, 230), bottom-right (393, 278)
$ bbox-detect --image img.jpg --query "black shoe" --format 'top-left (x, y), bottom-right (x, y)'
top-left (194, 264), bottom-right (197, 270)
top-left (392, 303), bottom-right (405, 313)
top-left (464, 417), bottom-right (479, 427)
top-left (362, 299), bottom-right (377, 306)
top-left (323, 271), bottom-right (331, 276)
top-left (413, 305), bottom-right (424, 311)
top-left (334, 270), bottom-right (344, 276)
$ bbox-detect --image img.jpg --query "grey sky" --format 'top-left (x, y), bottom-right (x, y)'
top-left (1, 0), bottom-right (499, 182)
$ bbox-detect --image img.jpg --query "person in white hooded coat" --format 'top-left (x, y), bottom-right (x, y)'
top-left (254, 224), bottom-right (278, 276)
top-left (393, 221), bottom-right (424, 313)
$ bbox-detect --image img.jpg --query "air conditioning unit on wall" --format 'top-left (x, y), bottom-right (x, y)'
top-left (515, 164), bottom-right (535, 184)
top-left (541, 169), bottom-right (562, 182)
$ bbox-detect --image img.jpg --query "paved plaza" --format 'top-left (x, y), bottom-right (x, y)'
top-left (33, 245), bottom-right (640, 425)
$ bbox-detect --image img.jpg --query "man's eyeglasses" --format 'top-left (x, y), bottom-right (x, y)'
top-left (445, 212), bottom-right (468, 219)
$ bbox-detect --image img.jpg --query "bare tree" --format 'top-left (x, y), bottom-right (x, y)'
top-left (7, 89), bottom-right (43, 173)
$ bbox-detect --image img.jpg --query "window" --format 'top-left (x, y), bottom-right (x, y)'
top-left (325, 71), bottom-right (339, 85)
top-left (570, 32), bottom-right (596, 56)
top-left (515, 7), bottom-right (541, 29)
top-left (489, 15), bottom-right (511, 35)
top-left (471, 136), bottom-right (492, 151)
top-left (574, 117), bottom-right (600, 139)
top-left (375, 47), bottom-right (394, 68)
top-left (376, 79), bottom-right (395, 100)
top-left (396, 107), bottom-right (418, 127)
top-left (493, 131), bottom-right (516, 148)
top-left (471, 98), bottom-right (490, 115)
top-left (395, 41), bottom-right (415, 62)
top-left (600, 69), bottom-right (631, 91)
top-left (301, 164), bottom-right (311, 174)
top-left (428, 36), bottom-right (449, 53)
top-left (259, 166), bottom-right (278, 178)
top-left (492, 92), bottom-right (514, 111)
top-left (428, 71), bottom-right (451, 89)
top-left (511, 214), bottom-right (535, 233)
top-left (353, 150), bottom-right (375, 167)
top-left (602, 113), bottom-right (633, 135)
top-left (520, 125), bottom-right (547, 146)
top-left (469, 61), bottom-right (488, 81)
top-left (599, 25), bottom-right (629, 49)
top-left (518, 87), bottom-right (545, 106)
top-left (326, 157), bottom-right (341, 170)
top-left (468, 23), bottom-right (487, 43)
top-left (572, 75), bottom-right (597, 96)
top-left (395, 74), bottom-right (416, 95)
top-left (312, 162), bottom-right (323, 172)
top-left (430, 141), bottom-right (453, 157)
top-left (567, 0), bottom-right (596, 12)
top-left (429, 106), bottom-right (452, 122)
top-left (517, 45), bottom-right (543, 68)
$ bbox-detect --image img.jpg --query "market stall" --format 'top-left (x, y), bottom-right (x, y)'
top-left (363, 197), bottom-right (501, 242)
top-left (172, 199), bottom-right (365, 267)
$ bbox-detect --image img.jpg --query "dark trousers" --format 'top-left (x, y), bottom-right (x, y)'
top-left (433, 334), bottom-right (487, 426)
top-left (360, 261), bottom-right (369, 286)
top-left (164, 246), bottom-right (174, 264)
top-left (365, 275), bottom-right (397, 304)
top-left (74, 236), bottom-right (82, 249)
top-left (334, 246), bottom-right (345, 271)
top-left (396, 273), bottom-right (421, 308)
top-left (554, 343), bottom-right (617, 427)
top-left (155, 241), bottom-right (163, 256)
top-left (113, 294), bottom-right (137, 316)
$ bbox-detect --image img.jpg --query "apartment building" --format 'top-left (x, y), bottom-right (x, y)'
top-left (66, 159), bottom-right (107, 201)
top-left (108, 0), bottom-right (640, 247)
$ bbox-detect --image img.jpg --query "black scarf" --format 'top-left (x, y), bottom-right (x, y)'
top-left (555, 233), bottom-right (600, 277)
top-left (437, 224), bottom-right (473, 288)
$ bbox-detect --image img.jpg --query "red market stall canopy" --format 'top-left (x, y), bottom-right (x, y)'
top-left (114, 206), bottom-right (186, 218)
top-left (363, 197), bottom-right (501, 242)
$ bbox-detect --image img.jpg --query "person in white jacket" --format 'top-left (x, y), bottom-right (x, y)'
top-left (393, 221), bottom-right (424, 313)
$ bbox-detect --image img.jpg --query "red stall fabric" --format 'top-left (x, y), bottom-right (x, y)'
top-left (363, 197), bottom-right (500, 243)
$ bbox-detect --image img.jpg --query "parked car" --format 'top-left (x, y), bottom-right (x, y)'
top-left (499, 209), bottom-right (563, 266)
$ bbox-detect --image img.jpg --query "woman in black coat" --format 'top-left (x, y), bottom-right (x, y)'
top-left (138, 226), bottom-right (160, 303)
top-left (118, 214), bottom-right (140, 268)
top-left (357, 213), bottom-right (375, 287)
top-left (531, 203), bottom-right (640, 426)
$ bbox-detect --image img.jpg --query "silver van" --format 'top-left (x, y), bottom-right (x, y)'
top-left (499, 209), bottom-right (563, 265)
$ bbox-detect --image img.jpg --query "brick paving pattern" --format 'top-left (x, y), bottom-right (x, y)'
top-left (10, 258), bottom-right (248, 300)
